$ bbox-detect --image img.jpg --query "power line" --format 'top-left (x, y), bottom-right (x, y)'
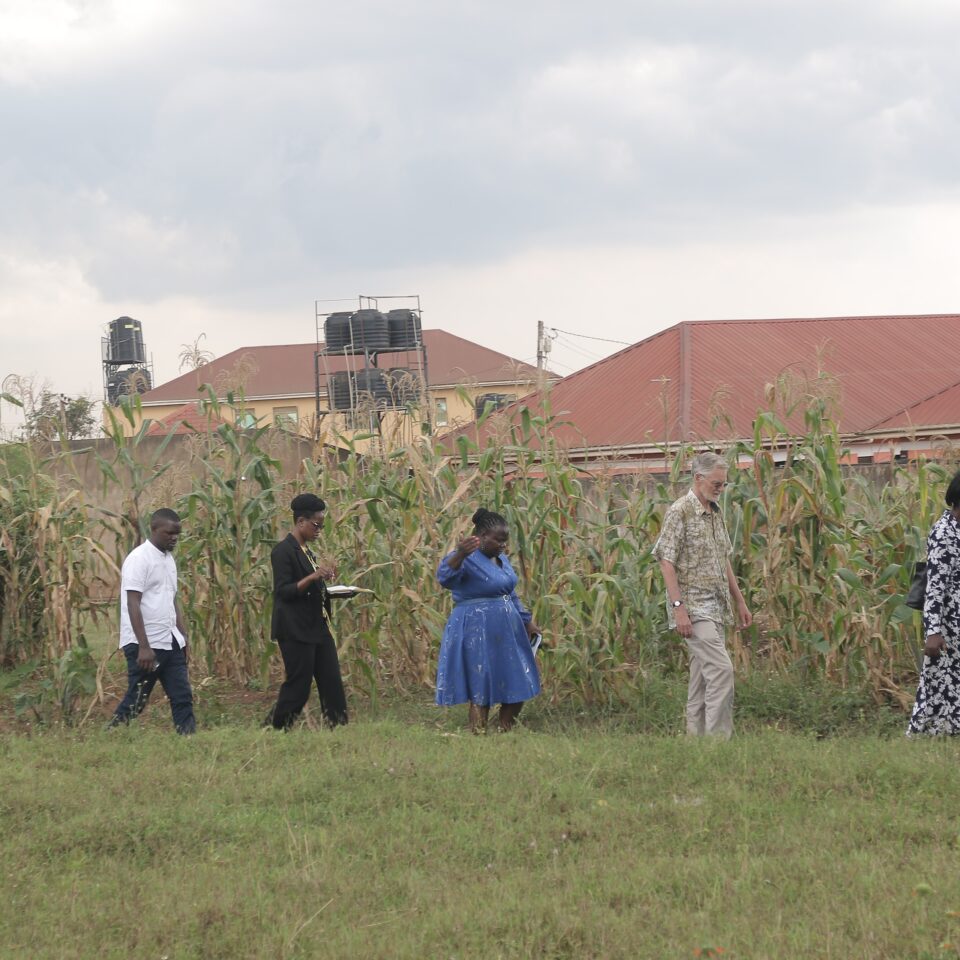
top-left (552, 335), bottom-right (606, 363)
top-left (542, 359), bottom-right (578, 373)
top-left (548, 327), bottom-right (631, 347)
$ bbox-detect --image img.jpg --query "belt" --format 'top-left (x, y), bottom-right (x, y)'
top-left (455, 595), bottom-right (512, 608)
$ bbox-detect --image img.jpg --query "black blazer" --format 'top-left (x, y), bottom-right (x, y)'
top-left (271, 533), bottom-right (333, 644)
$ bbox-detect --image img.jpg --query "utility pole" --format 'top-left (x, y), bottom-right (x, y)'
top-left (536, 320), bottom-right (544, 370)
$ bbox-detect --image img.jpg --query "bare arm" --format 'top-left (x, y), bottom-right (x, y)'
top-left (726, 559), bottom-right (752, 629)
top-left (175, 596), bottom-right (189, 661)
top-left (296, 567), bottom-right (331, 591)
top-left (445, 536), bottom-right (480, 572)
top-left (658, 558), bottom-right (692, 638)
top-left (175, 596), bottom-right (188, 639)
top-left (127, 590), bottom-right (156, 671)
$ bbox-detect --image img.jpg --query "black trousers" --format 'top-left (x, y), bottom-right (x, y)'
top-left (112, 642), bottom-right (196, 734)
top-left (268, 633), bottom-right (347, 729)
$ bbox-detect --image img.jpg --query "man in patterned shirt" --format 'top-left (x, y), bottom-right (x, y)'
top-left (653, 452), bottom-right (752, 738)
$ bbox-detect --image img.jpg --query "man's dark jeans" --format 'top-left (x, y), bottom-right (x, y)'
top-left (112, 642), bottom-right (196, 735)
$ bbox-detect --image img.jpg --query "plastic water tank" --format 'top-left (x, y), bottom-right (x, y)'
top-left (348, 309), bottom-right (390, 353)
top-left (324, 313), bottom-right (353, 354)
top-left (108, 367), bottom-right (152, 405)
top-left (354, 368), bottom-right (392, 404)
top-left (385, 368), bottom-right (420, 405)
top-left (328, 371), bottom-right (352, 410)
top-left (109, 317), bottom-right (146, 364)
top-left (387, 309), bottom-right (422, 350)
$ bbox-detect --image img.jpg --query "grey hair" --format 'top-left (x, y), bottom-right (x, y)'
top-left (691, 452), bottom-right (727, 477)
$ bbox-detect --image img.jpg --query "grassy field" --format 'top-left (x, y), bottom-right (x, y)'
top-left (3, 714), bottom-right (960, 960)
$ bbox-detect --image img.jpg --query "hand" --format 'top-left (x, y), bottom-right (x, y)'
top-left (456, 535), bottom-right (480, 557)
top-left (925, 633), bottom-right (946, 660)
top-left (136, 644), bottom-right (157, 672)
top-left (181, 641), bottom-right (189, 664)
top-left (314, 562), bottom-right (336, 581)
top-left (675, 606), bottom-right (693, 639)
top-left (526, 621), bottom-right (541, 640)
top-left (736, 600), bottom-right (752, 631)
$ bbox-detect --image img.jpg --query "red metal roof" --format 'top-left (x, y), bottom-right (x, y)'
top-left (139, 329), bottom-right (544, 405)
top-left (457, 314), bottom-right (960, 452)
top-left (868, 379), bottom-right (960, 433)
top-left (144, 401), bottom-right (229, 436)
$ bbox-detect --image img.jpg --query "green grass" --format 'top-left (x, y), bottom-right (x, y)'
top-left (3, 615), bottom-right (909, 737)
top-left (2, 720), bottom-right (959, 959)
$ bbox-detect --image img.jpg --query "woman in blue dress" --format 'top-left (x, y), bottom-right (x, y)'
top-left (908, 471), bottom-right (960, 736)
top-left (436, 508), bottom-right (542, 733)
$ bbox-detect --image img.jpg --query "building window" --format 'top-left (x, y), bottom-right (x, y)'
top-left (435, 397), bottom-right (448, 427)
top-left (236, 408), bottom-right (257, 429)
top-left (474, 393), bottom-right (516, 419)
top-left (273, 405), bottom-right (299, 428)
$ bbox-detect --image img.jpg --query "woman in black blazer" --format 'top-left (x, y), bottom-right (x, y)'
top-left (266, 493), bottom-right (348, 729)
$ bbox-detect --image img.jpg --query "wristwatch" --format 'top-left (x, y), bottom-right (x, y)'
top-left (671, 599), bottom-right (683, 608)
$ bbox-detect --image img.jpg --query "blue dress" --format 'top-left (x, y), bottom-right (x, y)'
top-left (435, 550), bottom-right (541, 707)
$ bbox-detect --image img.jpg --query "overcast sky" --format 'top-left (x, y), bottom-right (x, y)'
top-left (2, 0), bottom-right (960, 430)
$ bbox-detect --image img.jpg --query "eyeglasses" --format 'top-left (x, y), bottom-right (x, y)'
top-left (697, 475), bottom-right (727, 489)
top-left (303, 518), bottom-right (323, 530)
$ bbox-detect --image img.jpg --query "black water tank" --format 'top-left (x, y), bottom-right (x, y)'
top-left (347, 309), bottom-right (390, 354)
top-left (109, 317), bottom-right (146, 364)
top-left (108, 366), bottom-right (152, 405)
top-left (329, 371), bottom-right (352, 410)
top-left (324, 312), bottom-right (352, 354)
top-left (354, 368), bottom-right (392, 404)
top-left (385, 368), bottom-right (420, 405)
top-left (106, 372), bottom-right (126, 406)
top-left (387, 309), bottom-right (422, 350)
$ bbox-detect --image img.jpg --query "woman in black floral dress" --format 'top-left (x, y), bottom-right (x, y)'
top-left (908, 471), bottom-right (960, 736)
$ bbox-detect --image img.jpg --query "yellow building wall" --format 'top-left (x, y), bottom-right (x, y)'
top-left (118, 381), bottom-right (539, 452)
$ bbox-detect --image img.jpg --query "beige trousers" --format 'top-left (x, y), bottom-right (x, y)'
top-left (685, 619), bottom-right (734, 739)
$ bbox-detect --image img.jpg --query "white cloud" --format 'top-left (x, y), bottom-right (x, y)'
top-left (2, 0), bottom-right (960, 413)
top-left (0, 0), bottom-right (186, 85)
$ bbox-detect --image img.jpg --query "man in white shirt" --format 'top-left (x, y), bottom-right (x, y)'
top-left (109, 508), bottom-right (195, 734)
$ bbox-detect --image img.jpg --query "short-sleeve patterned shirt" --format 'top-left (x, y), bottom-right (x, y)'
top-left (652, 489), bottom-right (733, 626)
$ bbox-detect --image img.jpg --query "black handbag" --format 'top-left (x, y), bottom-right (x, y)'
top-left (905, 561), bottom-right (927, 610)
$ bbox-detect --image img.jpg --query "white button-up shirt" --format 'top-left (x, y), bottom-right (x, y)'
top-left (118, 540), bottom-right (185, 649)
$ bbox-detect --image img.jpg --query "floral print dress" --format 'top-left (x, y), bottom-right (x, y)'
top-left (908, 510), bottom-right (960, 736)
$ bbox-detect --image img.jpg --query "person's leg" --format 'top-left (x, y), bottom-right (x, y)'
top-left (111, 643), bottom-right (159, 725)
top-left (684, 645), bottom-right (707, 736)
top-left (267, 640), bottom-right (315, 729)
top-left (155, 644), bottom-right (196, 735)
top-left (689, 619), bottom-right (734, 738)
top-left (312, 635), bottom-right (348, 728)
top-left (496, 701), bottom-right (524, 732)
top-left (468, 703), bottom-right (490, 734)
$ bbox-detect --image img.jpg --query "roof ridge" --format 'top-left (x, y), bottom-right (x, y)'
top-left (863, 374), bottom-right (960, 431)
top-left (683, 313), bottom-right (960, 327)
